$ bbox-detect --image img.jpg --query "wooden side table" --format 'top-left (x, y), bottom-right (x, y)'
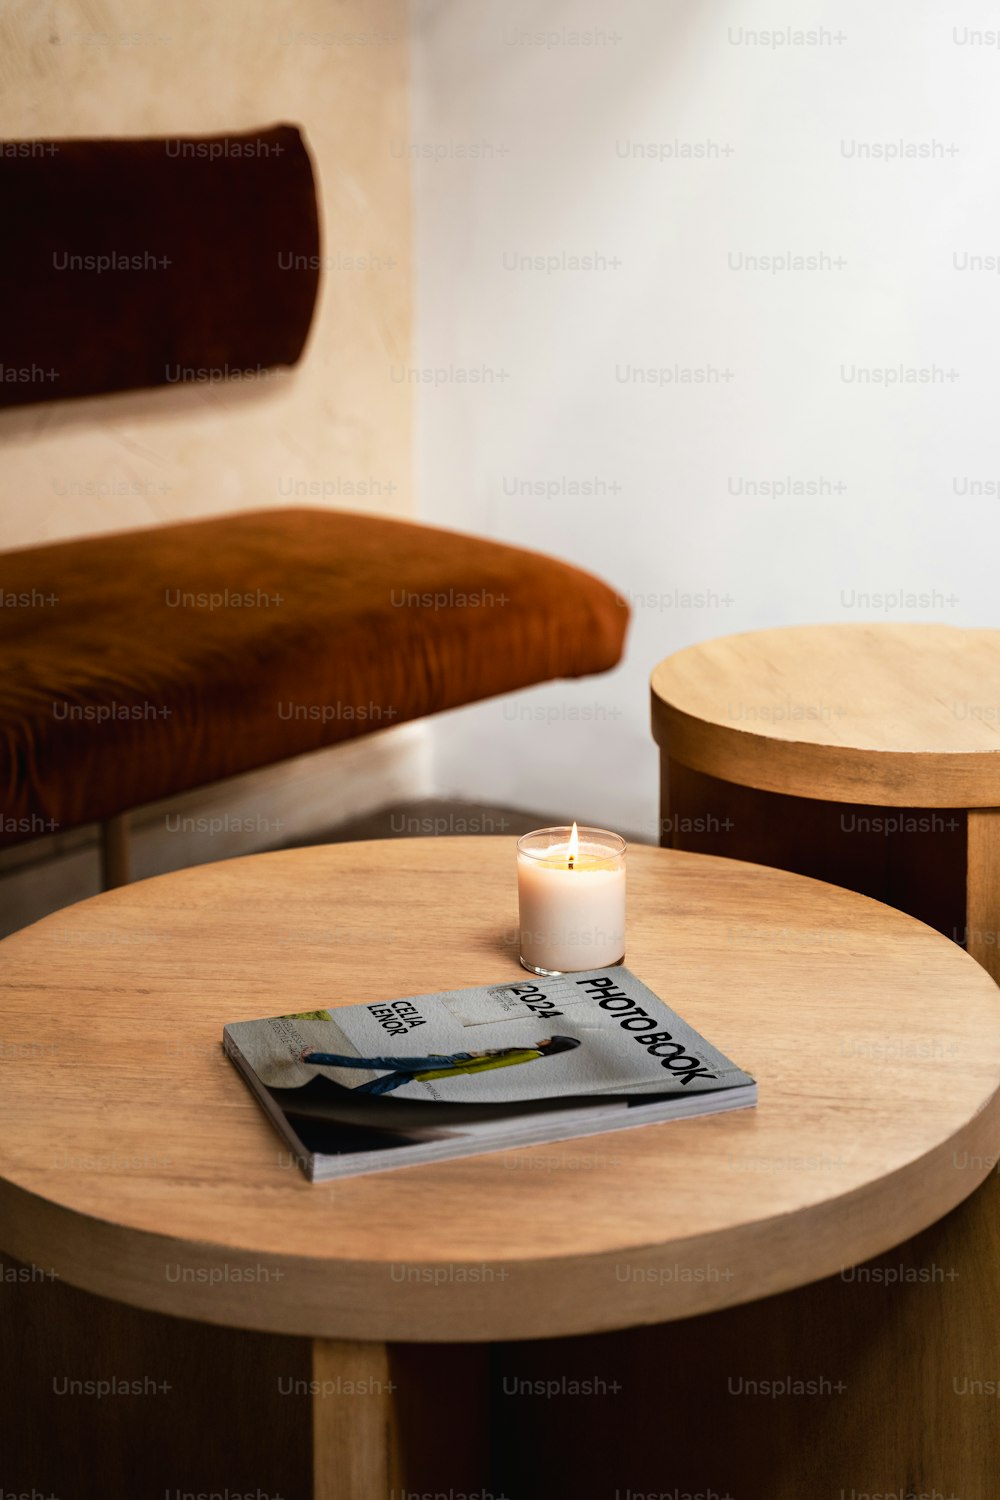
top-left (2, 838), bottom-right (1000, 1497)
top-left (652, 623), bottom-right (1000, 982)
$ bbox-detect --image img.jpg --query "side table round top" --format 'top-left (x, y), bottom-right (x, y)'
top-left (1, 837), bottom-right (999, 1342)
top-left (651, 623), bottom-right (1000, 806)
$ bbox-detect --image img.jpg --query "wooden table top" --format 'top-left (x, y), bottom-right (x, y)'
top-left (651, 623), bottom-right (1000, 805)
top-left (1, 837), bottom-right (999, 1342)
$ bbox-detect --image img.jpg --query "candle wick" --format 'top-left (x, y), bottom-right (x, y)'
top-left (568, 855), bottom-right (575, 870)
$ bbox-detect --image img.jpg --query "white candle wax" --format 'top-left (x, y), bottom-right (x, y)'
top-left (517, 826), bottom-right (626, 974)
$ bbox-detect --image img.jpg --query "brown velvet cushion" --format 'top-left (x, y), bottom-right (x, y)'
top-left (0, 125), bottom-right (319, 407)
top-left (0, 509), bottom-right (629, 845)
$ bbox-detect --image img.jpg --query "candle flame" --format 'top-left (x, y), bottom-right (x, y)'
top-left (567, 821), bottom-right (579, 869)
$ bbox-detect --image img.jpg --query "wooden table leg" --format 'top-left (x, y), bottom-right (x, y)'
top-left (967, 809), bottom-right (1000, 985)
top-left (311, 1338), bottom-right (401, 1499)
top-left (311, 1339), bottom-right (491, 1499)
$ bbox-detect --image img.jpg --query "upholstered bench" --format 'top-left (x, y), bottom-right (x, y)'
top-left (0, 508), bottom-right (628, 884)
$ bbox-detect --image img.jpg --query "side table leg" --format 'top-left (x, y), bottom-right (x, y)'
top-left (966, 809), bottom-right (1000, 984)
top-left (311, 1338), bottom-right (400, 1499)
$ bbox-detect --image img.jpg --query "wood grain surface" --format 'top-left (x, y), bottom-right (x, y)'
top-left (1, 837), bottom-right (999, 1341)
top-left (968, 809), bottom-right (1000, 987)
top-left (651, 623), bottom-right (1000, 805)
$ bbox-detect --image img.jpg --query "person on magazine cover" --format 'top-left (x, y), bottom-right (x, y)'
top-left (300, 1035), bottom-right (580, 1096)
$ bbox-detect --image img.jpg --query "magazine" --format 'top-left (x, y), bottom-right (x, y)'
top-left (223, 967), bottom-right (756, 1180)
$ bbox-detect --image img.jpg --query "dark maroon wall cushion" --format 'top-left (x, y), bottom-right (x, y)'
top-left (0, 124), bottom-right (320, 407)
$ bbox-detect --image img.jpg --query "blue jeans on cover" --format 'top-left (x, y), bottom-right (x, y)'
top-left (303, 1050), bottom-right (474, 1096)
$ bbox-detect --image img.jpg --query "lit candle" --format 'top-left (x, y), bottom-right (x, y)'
top-left (516, 824), bottom-right (627, 975)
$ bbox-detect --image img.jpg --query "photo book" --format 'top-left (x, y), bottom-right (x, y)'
top-left (223, 966), bottom-right (757, 1181)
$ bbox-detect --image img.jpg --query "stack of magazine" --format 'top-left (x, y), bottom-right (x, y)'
top-left (223, 966), bottom-right (756, 1181)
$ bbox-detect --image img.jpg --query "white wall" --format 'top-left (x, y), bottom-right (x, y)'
top-left (410, 0), bottom-right (1000, 840)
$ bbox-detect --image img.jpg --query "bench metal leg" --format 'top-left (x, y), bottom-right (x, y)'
top-left (100, 814), bottom-right (131, 890)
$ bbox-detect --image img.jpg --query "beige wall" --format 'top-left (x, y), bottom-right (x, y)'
top-left (0, 0), bottom-right (425, 929)
top-left (0, 0), bottom-right (412, 549)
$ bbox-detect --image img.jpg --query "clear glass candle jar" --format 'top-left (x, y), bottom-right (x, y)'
top-left (516, 826), bottom-right (627, 976)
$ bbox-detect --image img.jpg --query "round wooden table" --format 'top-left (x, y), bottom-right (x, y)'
top-left (652, 623), bottom-right (1000, 982)
top-left (2, 836), bottom-right (999, 1498)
